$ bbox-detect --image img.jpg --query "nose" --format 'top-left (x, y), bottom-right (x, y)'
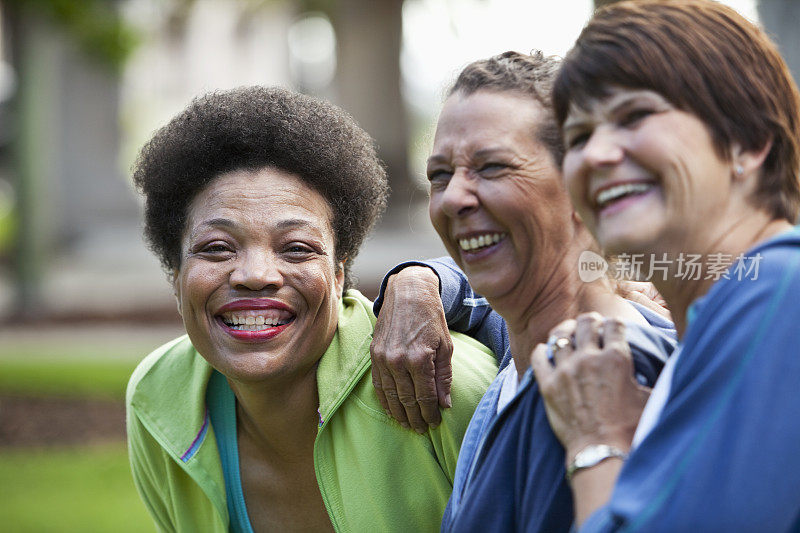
top-left (440, 168), bottom-right (479, 218)
top-left (229, 249), bottom-right (284, 291)
top-left (581, 126), bottom-right (625, 169)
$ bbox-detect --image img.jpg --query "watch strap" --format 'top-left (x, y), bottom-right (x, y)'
top-left (566, 444), bottom-right (629, 481)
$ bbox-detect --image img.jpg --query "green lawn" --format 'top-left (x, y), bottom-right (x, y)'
top-left (0, 335), bottom-right (157, 399)
top-left (0, 357), bottom-right (137, 399)
top-left (0, 337), bottom-right (159, 530)
top-left (0, 443), bottom-right (154, 532)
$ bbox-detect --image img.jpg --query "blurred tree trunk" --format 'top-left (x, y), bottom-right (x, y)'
top-left (328, 0), bottom-right (412, 220)
top-left (5, 3), bottom-right (50, 317)
top-left (3, 2), bottom-right (133, 318)
top-left (757, 0), bottom-right (800, 89)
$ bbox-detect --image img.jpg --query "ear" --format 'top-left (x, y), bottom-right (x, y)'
top-left (335, 258), bottom-right (346, 298)
top-left (732, 139), bottom-right (772, 183)
top-left (171, 270), bottom-right (183, 317)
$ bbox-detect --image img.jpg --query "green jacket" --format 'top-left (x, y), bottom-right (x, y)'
top-left (126, 290), bottom-right (497, 532)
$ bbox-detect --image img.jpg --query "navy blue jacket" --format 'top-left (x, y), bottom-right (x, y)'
top-left (375, 257), bottom-right (677, 532)
top-left (582, 228), bottom-right (800, 532)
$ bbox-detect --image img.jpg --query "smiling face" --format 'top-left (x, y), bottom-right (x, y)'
top-left (173, 167), bottom-right (344, 384)
top-left (561, 88), bottom-right (740, 257)
top-left (427, 90), bottom-right (577, 301)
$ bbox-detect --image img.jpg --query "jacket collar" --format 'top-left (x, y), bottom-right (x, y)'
top-left (316, 290), bottom-right (376, 426)
top-left (130, 335), bottom-right (213, 462)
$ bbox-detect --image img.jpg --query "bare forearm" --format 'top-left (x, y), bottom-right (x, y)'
top-left (568, 453), bottom-right (626, 526)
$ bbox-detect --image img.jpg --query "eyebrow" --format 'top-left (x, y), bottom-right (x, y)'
top-left (563, 103), bottom-right (598, 132)
top-left (427, 147), bottom-right (513, 166)
top-left (562, 117), bottom-right (585, 133)
top-left (427, 154), bottom-right (449, 166)
top-left (276, 218), bottom-right (316, 230)
top-left (197, 217), bottom-right (317, 228)
top-left (564, 91), bottom-right (663, 131)
top-left (197, 218), bottom-right (237, 230)
top-left (191, 217), bottom-right (322, 241)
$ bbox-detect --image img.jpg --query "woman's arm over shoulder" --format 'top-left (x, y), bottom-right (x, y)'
top-left (582, 244), bottom-right (800, 532)
top-left (369, 258), bottom-right (507, 432)
top-left (373, 257), bottom-right (497, 340)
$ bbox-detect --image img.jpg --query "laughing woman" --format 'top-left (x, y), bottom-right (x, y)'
top-left (125, 87), bottom-right (496, 532)
top-left (531, 1), bottom-right (800, 530)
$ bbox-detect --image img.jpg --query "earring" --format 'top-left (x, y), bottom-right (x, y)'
top-left (735, 164), bottom-right (744, 176)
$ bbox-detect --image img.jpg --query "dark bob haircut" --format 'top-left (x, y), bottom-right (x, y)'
top-left (553, 0), bottom-right (800, 222)
top-left (133, 86), bottom-right (389, 291)
top-left (449, 50), bottom-right (564, 164)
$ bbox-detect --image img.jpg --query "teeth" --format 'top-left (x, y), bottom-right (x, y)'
top-left (220, 309), bottom-right (294, 330)
top-left (596, 183), bottom-right (653, 208)
top-left (459, 233), bottom-right (504, 252)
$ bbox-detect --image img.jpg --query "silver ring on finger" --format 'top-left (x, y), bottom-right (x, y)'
top-left (546, 335), bottom-right (573, 366)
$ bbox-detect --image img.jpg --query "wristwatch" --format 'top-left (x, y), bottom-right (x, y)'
top-left (566, 444), bottom-right (629, 481)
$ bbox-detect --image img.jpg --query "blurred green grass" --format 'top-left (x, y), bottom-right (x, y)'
top-left (0, 338), bottom-right (154, 399)
top-left (0, 357), bottom-right (137, 399)
top-left (0, 443), bottom-right (154, 532)
top-left (0, 337), bottom-right (159, 531)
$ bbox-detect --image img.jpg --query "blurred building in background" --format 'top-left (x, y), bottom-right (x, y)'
top-left (0, 0), bottom-right (791, 324)
top-left (0, 0), bottom-right (441, 323)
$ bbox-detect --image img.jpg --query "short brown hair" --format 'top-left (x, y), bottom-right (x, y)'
top-left (553, 0), bottom-right (800, 222)
top-left (449, 51), bottom-right (564, 164)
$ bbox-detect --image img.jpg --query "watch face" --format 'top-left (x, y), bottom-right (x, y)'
top-left (577, 445), bottom-right (625, 468)
top-left (581, 446), bottom-right (606, 466)
top-left (577, 446), bottom-right (598, 467)
top-left (568, 445), bottom-right (628, 480)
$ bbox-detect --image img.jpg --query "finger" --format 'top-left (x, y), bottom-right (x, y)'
top-left (622, 288), bottom-right (659, 308)
top-left (601, 318), bottom-right (630, 358)
top-left (379, 367), bottom-right (410, 429)
top-left (616, 280), bottom-right (648, 297)
top-left (617, 281), bottom-right (671, 318)
top-left (434, 338), bottom-right (454, 409)
top-left (645, 285), bottom-right (667, 307)
top-left (405, 348), bottom-right (441, 428)
top-left (574, 312), bottom-right (603, 350)
top-left (410, 360), bottom-right (442, 429)
top-left (549, 319), bottom-right (576, 366)
top-left (371, 364), bottom-right (390, 414)
top-left (531, 343), bottom-right (554, 386)
top-left (393, 369), bottom-right (428, 433)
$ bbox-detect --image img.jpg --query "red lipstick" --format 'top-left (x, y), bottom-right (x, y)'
top-left (215, 298), bottom-right (295, 342)
top-left (217, 321), bottom-right (292, 342)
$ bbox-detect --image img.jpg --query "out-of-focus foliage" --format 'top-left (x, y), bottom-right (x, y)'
top-left (297, 0), bottom-right (337, 12)
top-left (6, 0), bottom-right (140, 71)
top-left (0, 204), bottom-right (13, 256)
